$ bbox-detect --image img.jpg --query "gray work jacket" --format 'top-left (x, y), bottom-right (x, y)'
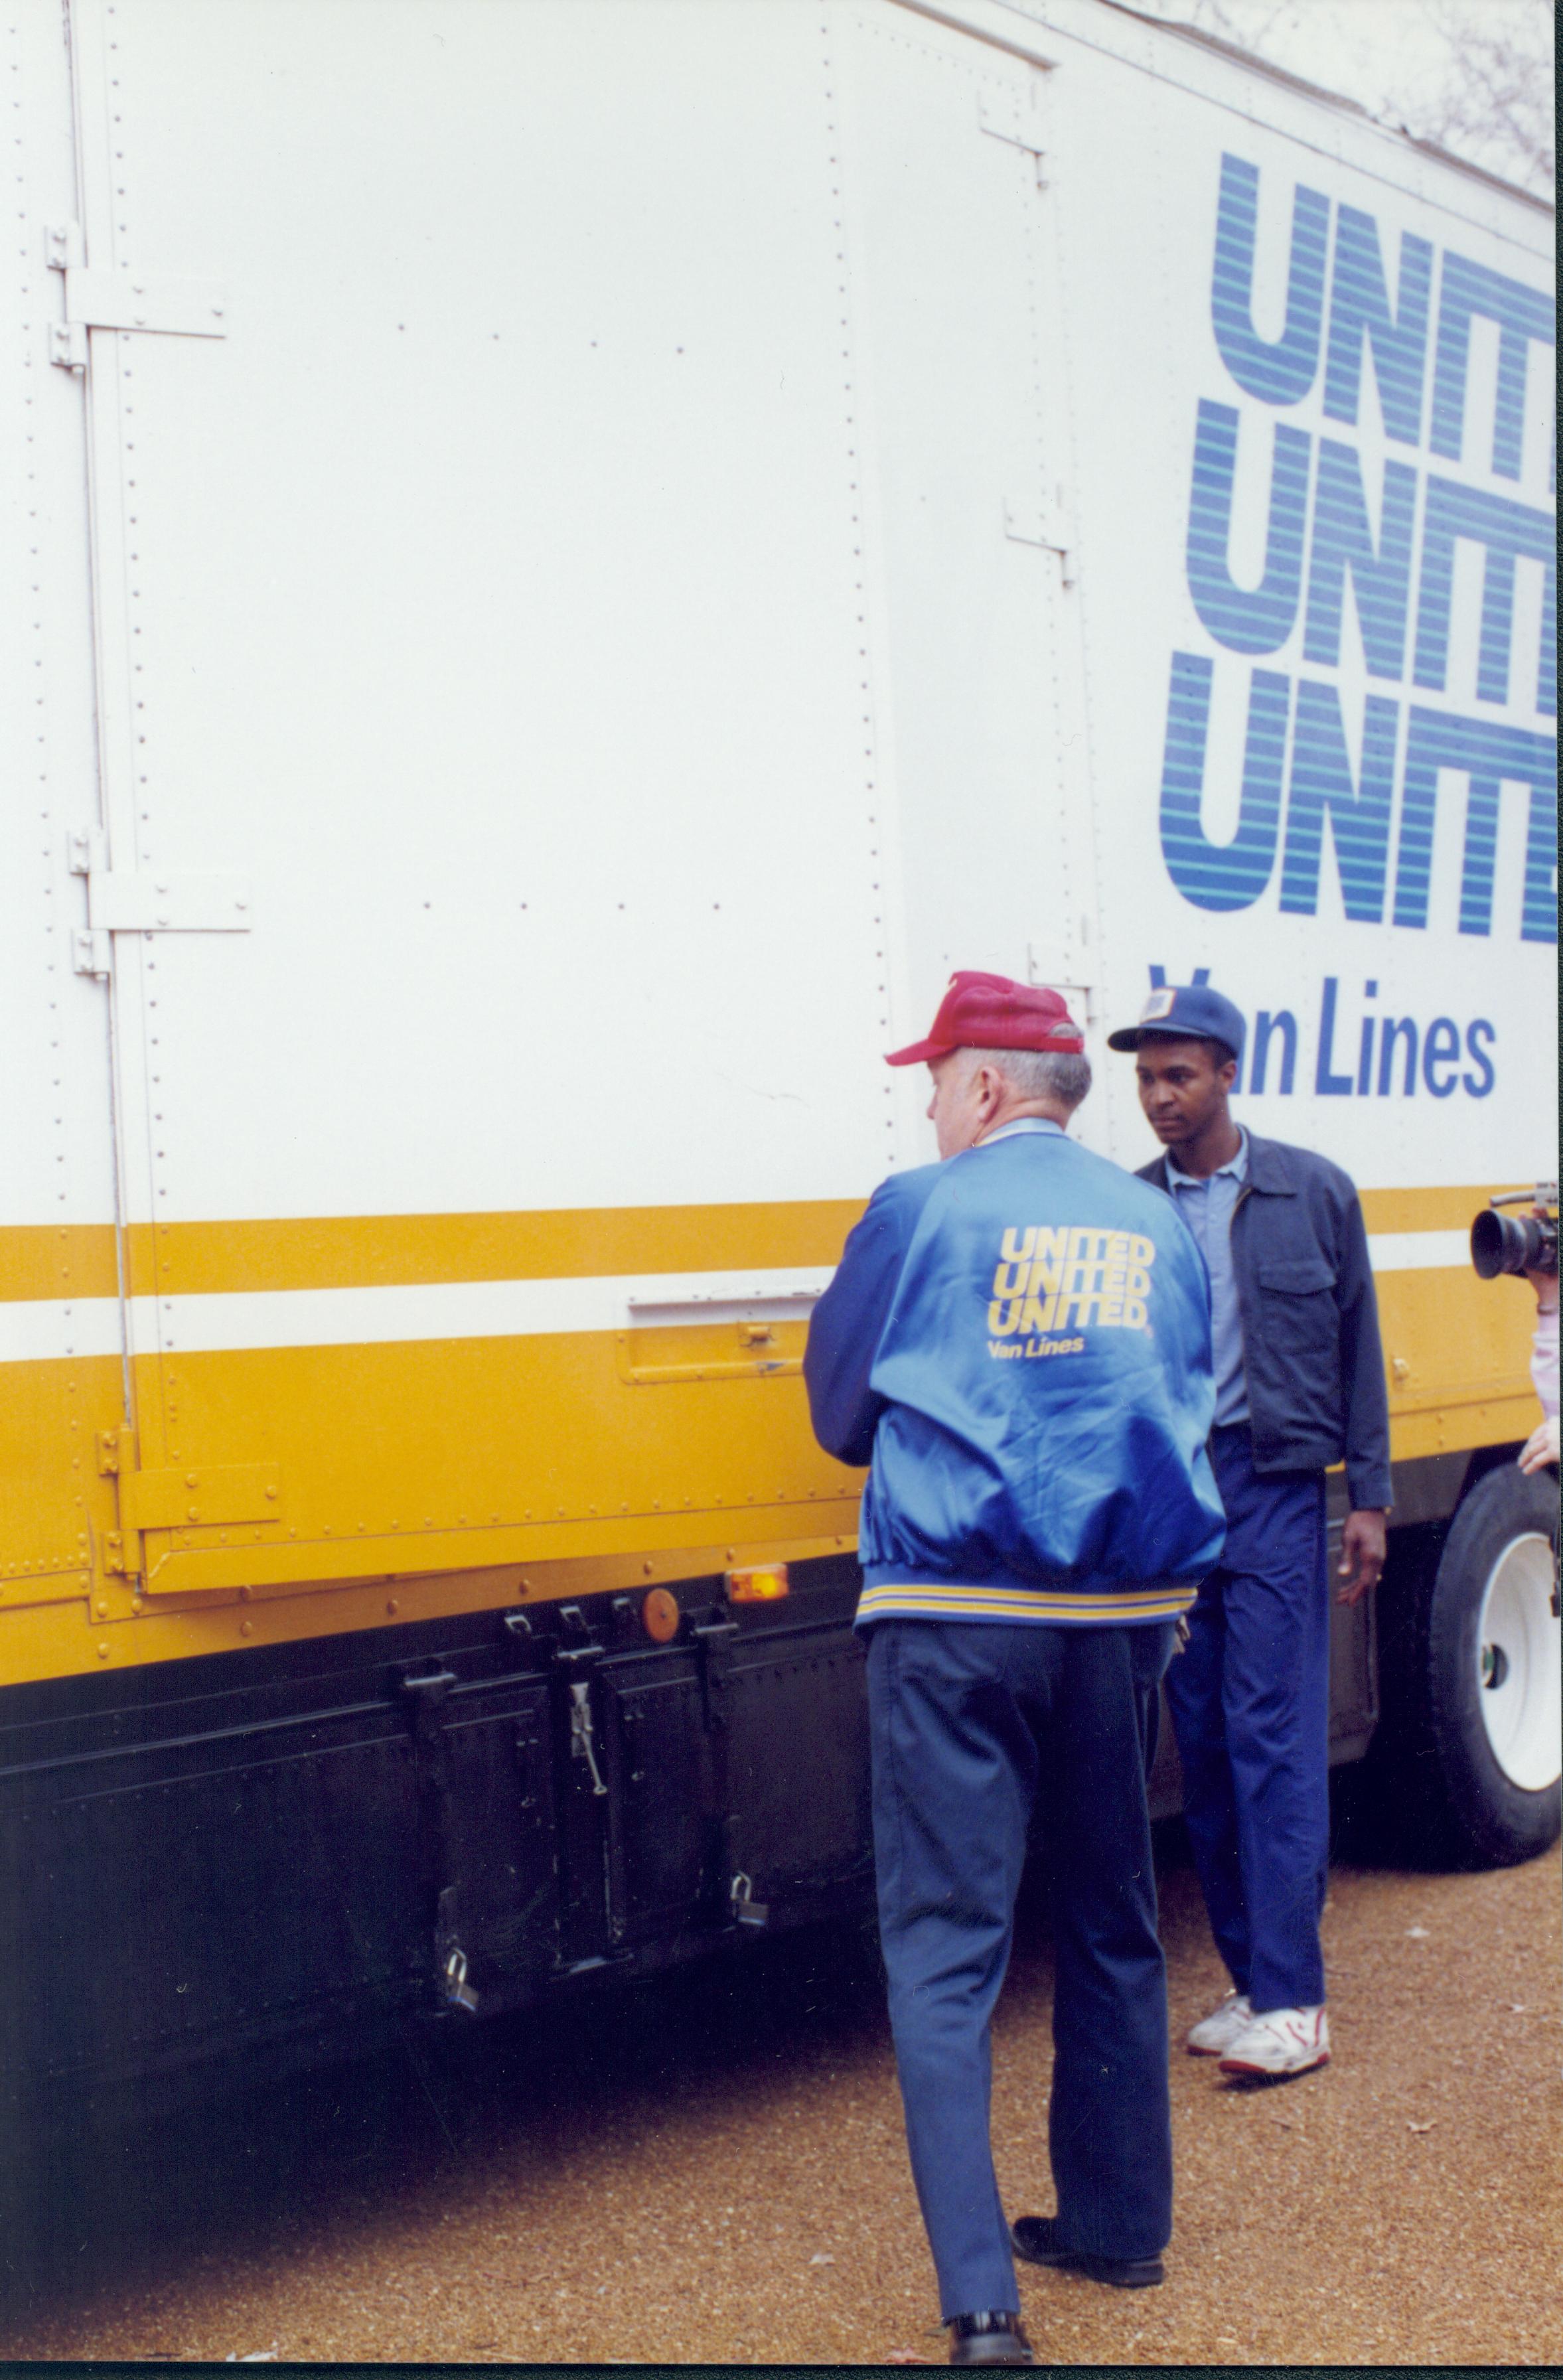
top-left (1138, 1132), bottom-right (1393, 1511)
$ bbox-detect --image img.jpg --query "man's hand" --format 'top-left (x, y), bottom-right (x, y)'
top-left (1524, 1204), bottom-right (1557, 1303)
top-left (1519, 1416), bottom-right (1560, 1474)
top-left (1337, 1509), bottom-right (1387, 1604)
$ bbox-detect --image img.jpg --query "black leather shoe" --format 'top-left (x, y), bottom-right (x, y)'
top-left (947, 2310), bottom-right (1036, 2365)
top-left (1010, 2214), bottom-right (1164, 2288)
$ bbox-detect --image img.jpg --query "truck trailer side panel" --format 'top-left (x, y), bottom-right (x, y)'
top-left (0, 0), bottom-right (1552, 2120)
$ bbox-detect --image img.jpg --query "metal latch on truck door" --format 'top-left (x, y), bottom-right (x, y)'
top-left (729, 1872), bottom-right (769, 1929)
top-left (46, 222), bottom-right (228, 371)
top-left (68, 830), bottom-right (252, 978)
top-left (441, 1946), bottom-right (480, 2014)
top-left (568, 1680), bottom-right (609, 1797)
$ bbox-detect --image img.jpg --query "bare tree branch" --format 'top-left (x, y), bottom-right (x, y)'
top-left (1134, 0), bottom-right (1555, 199)
top-left (1411, 0), bottom-right (1554, 194)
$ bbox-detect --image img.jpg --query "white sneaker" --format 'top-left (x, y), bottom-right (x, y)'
top-left (1185, 1991), bottom-right (1253, 2056)
top-left (1219, 2004), bottom-right (1331, 2079)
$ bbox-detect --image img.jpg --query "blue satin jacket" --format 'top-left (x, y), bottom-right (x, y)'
top-left (804, 1120), bottom-right (1226, 1627)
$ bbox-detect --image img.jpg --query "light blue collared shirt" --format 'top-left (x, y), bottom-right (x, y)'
top-left (1165, 1129), bottom-right (1249, 1429)
top-left (977, 1117), bottom-right (1067, 1148)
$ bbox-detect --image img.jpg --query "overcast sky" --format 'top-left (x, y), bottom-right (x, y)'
top-left (1128, 0), bottom-right (1554, 196)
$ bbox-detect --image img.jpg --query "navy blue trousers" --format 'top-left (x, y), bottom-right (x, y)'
top-left (865, 1617), bottom-right (1176, 2321)
top-left (1164, 1426), bottom-right (1329, 2013)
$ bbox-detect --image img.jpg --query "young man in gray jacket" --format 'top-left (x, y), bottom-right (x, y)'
top-left (1108, 983), bottom-right (1391, 2081)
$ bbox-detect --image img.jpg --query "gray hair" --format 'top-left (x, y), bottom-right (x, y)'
top-left (962, 1043), bottom-right (1092, 1114)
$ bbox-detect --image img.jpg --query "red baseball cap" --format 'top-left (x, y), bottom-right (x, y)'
top-left (885, 971), bottom-right (1086, 1067)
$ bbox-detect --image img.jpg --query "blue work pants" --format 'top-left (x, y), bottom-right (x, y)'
top-left (1164, 1426), bottom-right (1329, 2012)
top-left (865, 1616), bottom-right (1176, 2321)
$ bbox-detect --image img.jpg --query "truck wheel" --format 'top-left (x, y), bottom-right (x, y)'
top-left (1417, 1463), bottom-right (1561, 1866)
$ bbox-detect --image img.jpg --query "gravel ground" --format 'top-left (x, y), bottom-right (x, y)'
top-left (3, 1842), bottom-right (1558, 2366)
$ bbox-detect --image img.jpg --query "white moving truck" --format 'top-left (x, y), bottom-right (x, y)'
top-left (1, 0), bottom-right (1554, 2132)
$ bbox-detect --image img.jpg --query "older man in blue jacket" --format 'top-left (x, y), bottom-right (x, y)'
top-left (805, 973), bottom-right (1225, 2369)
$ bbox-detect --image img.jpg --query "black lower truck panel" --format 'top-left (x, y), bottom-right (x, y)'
top-left (0, 1556), bottom-right (871, 2128)
top-left (5, 1447), bottom-right (1531, 2134)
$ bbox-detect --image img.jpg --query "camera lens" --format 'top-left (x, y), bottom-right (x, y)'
top-left (1470, 1210), bottom-right (1560, 1278)
top-left (1471, 1210), bottom-right (1511, 1277)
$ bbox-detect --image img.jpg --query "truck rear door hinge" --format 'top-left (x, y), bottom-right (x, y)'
top-left (68, 830), bottom-right (251, 976)
top-left (1003, 491), bottom-right (1077, 587)
top-left (90, 1432), bottom-right (283, 1581)
top-left (119, 1461), bottom-right (283, 1536)
top-left (978, 88), bottom-right (1049, 185)
top-left (46, 222), bottom-right (228, 371)
top-left (1026, 944), bottom-right (1095, 1023)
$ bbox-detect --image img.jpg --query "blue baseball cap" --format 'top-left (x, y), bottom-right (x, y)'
top-left (1106, 983), bottom-right (1246, 1061)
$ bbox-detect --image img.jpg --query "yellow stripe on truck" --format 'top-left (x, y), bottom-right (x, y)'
top-left (117, 1199), bottom-right (868, 1298)
top-left (0, 1225), bottom-right (119, 1303)
top-left (0, 1191), bottom-right (1540, 1690)
top-left (0, 1185), bottom-right (1526, 1299)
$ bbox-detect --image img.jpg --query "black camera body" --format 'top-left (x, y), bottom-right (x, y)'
top-left (1470, 1183), bottom-right (1560, 1280)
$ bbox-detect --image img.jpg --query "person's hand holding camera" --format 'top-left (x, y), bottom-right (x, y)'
top-left (1519, 1202), bottom-right (1559, 1474)
top-left (1471, 1188), bottom-right (1558, 1475)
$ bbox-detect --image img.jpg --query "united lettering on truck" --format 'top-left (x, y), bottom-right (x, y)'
top-left (1157, 151), bottom-right (1556, 985)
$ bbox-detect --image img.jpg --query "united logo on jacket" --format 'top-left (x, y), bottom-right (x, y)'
top-left (804, 1118), bottom-right (1227, 1627)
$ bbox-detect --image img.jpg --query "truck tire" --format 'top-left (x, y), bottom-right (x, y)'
top-left (1402, 1463), bottom-right (1561, 1867)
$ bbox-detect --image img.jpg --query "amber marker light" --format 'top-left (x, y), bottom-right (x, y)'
top-left (727, 1564), bottom-right (790, 1602)
top-left (641, 1587), bottom-right (680, 1642)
